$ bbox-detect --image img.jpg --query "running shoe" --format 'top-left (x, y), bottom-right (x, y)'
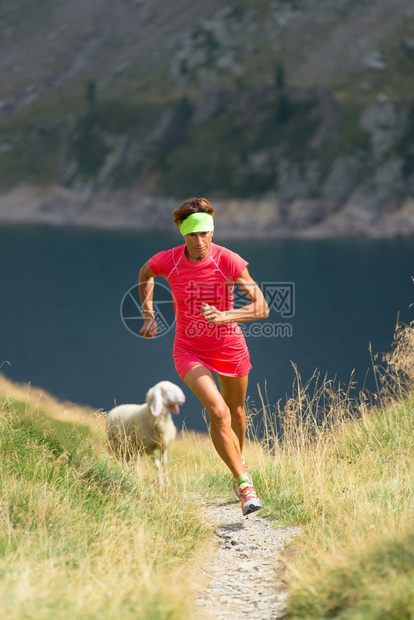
top-left (232, 465), bottom-right (253, 499)
top-left (239, 485), bottom-right (263, 516)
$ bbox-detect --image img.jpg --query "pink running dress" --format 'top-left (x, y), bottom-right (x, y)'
top-left (149, 243), bottom-right (252, 379)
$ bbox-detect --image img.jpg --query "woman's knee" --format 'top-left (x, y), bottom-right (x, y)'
top-left (229, 404), bottom-right (245, 422)
top-left (208, 402), bottom-right (231, 426)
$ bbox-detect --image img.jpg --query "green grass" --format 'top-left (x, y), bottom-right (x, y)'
top-left (0, 88), bottom-right (170, 187)
top-left (0, 396), bottom-right (212, 619)
top-left (242, 322), bottom-right (414, 619)
top-left (155, 92), bottom-right (318, 198)
top-left (337, 99), bottom-right (371, 152)
top-left (1, 321), bottom-right (414, 618)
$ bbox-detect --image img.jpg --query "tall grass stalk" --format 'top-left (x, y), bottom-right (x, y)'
top-left (0, 394), bottom-right (213, 620)
top-left (1, 321), bottom-right (414, 618)
top-left (244, 320), bottom-right (414, 619)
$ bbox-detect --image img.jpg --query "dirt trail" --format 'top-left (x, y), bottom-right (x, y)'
top-left (194, 499), bottom-right (300, 620)
top-left (0, 374), bottom-right (300, 618)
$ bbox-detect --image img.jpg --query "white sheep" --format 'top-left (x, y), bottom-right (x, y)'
top-left (106, 381), bottom-right (185, 481)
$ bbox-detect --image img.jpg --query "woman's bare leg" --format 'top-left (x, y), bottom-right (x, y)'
top-left (183, 365), bottom-right (244, 478)
top-left (217, 373), bottom-right (249, 456)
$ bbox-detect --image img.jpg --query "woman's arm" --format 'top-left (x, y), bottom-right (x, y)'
top-left (138, 261), bottom-right (158, 338)
top-left (200, 267), bottom-right (269, 324)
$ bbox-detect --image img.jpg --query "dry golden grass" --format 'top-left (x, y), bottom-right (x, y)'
top-left (242, 320), bottom-right (414, 619)
top-left (0, 377), bottom-right (215, 620)
top-left (0, 371), bottom-right (106, 431)
top-left (2, 319), bottom-right (414, 619)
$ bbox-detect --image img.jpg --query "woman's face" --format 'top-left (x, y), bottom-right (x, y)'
top-left (184, 231), bottom-right (213, 259)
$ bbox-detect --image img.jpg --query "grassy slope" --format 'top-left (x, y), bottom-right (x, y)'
top-left (194, 393), bottom-right (414, 618)
top-left (2, 0), bottom-right (413, 102)
top-left (1, 321), bottom-right (414, 618)
top-left (275, 396), bottom-right (414, 619)
top-left (187, 324), bottom-right (414, 618)
top-left (1, 0), bottom-right (414, 195)
top-left (0, 393), bottom-right (214, 619)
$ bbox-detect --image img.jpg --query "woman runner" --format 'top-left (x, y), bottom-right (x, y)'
top-left (139, 197), bottom-right (269, 515)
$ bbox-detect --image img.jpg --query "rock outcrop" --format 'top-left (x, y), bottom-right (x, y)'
top-left (1, 0), bottom-right (414, 237)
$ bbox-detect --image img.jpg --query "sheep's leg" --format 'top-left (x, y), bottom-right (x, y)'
top-left (151, 454), bottom-right (164, 486)
top-left (152, 455), bottom-right (161, 470)
top-left (159, 449), bottom-right (170, 486)
top-left (134, 452), bottom-right (141, 475)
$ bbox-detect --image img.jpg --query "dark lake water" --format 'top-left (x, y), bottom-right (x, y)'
top-left (1, 225), bottom-right (413, 432)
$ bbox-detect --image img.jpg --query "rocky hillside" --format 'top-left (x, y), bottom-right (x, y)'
top-left (1, 0), bottom-right (414, 236)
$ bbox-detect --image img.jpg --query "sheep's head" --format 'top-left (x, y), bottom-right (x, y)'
top-left (146, 381), bottom-right (186, 417)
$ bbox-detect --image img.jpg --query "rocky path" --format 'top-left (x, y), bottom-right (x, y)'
top-left (193, 499), bottom-right (300, 620)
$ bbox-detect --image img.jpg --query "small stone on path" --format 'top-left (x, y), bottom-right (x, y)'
top-left (193, 500), bottom-right (300, 619)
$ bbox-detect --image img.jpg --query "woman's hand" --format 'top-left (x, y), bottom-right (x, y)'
top-left (140, 317), bottom-right (158, 338)
top-left (200, 303), bottom-right (227, 324)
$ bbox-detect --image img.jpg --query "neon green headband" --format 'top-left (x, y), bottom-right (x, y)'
top-left (180, 212), bottom-right (214, 236)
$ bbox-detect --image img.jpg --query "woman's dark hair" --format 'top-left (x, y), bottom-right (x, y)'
top-left (173, 197), bottom-right (215, 228)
